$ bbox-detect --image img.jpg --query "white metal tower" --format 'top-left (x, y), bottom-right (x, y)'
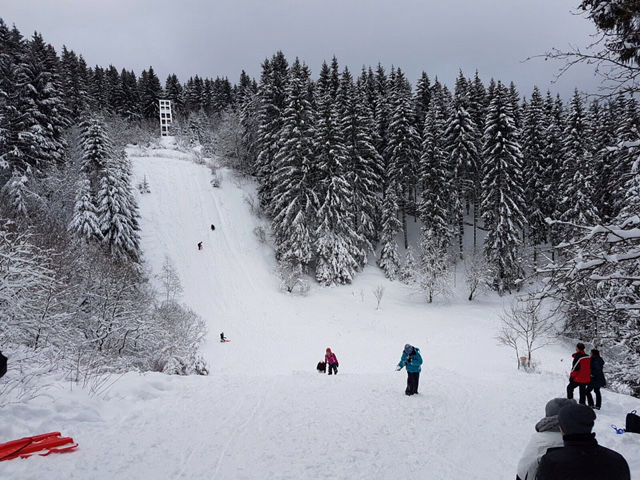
top-left (159, 99), bottom-right (172, 136)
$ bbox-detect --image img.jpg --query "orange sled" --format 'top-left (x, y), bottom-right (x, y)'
top-left (0, 432), bottom-right (78, 461)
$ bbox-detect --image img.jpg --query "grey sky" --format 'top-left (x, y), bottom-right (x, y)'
top-left (2, 0), bottom-right (599, 97)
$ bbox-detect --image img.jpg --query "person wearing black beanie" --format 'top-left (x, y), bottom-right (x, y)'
top-left (536, 404), bottom-right (630, 480)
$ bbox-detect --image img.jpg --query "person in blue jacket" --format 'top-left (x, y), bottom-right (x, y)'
top-left (397, 344), bottom-right (423, 396)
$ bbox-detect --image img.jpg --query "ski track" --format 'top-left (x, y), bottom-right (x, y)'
top-left (2, 143), bottom-right (639, 480)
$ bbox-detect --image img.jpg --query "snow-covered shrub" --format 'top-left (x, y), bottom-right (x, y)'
top-left (253, 226), bottom-right (267, 244)
top-left (277, 261), bottom-right (310, 295)
top-left (414, 230), bottom-right (452, 303)
top-left (211, 171), bottom-right (222, 188)
top-left (0, 346), bottom-right (55, 407)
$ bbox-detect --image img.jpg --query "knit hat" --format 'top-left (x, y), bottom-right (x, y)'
top-left (558, 404), bottom-right (596, 435)
top-left (404, 344), bottom-right (413, 354)
top-left (545, 398), bottom-right (577, 418)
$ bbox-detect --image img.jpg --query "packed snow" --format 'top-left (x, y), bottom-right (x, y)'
top-left (2, 141), bottom-right (638, 479)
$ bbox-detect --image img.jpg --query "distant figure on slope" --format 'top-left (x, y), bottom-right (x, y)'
top-left (325, 348), bottom-right (339, 375)
top-left (566, 343), bottom-right (590, 405)
top-left (586, 349), bottom-right (606, 410)
top-left (396, 344), bottom-right (422, 396)
top-left (516, 397), bottom-right (576, 480)
top-left (197, 241), bottom-right (203, 250)
top-left (536, 404), bottom-right (630, 480)
top-left (220, 332), bottom-right (226, 342)
top-left (211, 224), bottom-right (215, 231)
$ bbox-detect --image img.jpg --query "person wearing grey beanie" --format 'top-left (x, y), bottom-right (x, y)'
top-left (516, 398), bottom-right (576, 480)
top-left (536, 404), bottom-right (630, 480)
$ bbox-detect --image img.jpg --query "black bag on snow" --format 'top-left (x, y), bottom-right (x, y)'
top-left (0, 351), bottom-right (7, 379)
top-left (626, 410), bottom-right (640, 434)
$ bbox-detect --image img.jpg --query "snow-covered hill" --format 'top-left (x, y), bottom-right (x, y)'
top-left (2, 141), bottom-right (639, 479)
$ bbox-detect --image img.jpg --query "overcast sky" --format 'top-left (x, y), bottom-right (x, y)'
top-left (2, 0), bottom-right (599, 97)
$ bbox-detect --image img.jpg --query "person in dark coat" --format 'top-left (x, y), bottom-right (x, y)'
top-left (211, 224), bottom-right (215, 231)
top-left (536, 403), bottom-right (630, 480)
top-left (197, 241), bottom-right (203, 250)
top-left (566, 343), bottom-right (590, 405)
top-left (586, 349), bottom-right (606, 410)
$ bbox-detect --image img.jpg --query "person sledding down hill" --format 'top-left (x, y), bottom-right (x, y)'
top-left (397, 344), bottom-right (422, 396)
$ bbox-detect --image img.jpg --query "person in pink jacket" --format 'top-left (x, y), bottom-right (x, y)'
top-left (325, 348), bottom-right (339, 375)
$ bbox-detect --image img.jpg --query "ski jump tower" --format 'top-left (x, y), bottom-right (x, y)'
top-left (159, 99), bottom-right (172, 136)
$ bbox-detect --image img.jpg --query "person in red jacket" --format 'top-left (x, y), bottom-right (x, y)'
top-left (566, 343), bottom-right (591, 405)
top-left (325, 348), bottom-right (339, 375)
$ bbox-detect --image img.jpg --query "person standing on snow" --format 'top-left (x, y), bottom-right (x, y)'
top-left (566, 343), bottom-right (590, 405)
top-left (211, 224), bottom-right (215, 231)
top-left (397, 344), bottom-right (422, 396)
top-left (536, 403), bottom-right (630, 480)
top-left (325, 348), bottom-right (339, 375)
top-left (197, 241), bottom-right (203, 250)
top-left (516, 397), bottom-right (576, 480)
top-left (586, 349), bottom-right (606, 410)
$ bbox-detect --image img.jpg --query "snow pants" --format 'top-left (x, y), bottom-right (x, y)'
top-left (567, 380), bottom-right (588, 404)
top-left (586, 385), bottom-right (602, 409)
top-left (406, 371), bottom-right (420, 395)
top-left (328, 364), bottom-right (338, 375)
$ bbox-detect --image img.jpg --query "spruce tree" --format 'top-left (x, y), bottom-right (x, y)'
top-left (255, 52), bottom-right (288, 213)
top-left (270, 59), bottom-right (316, 273)
top-left (522, 86), bottom-right (548, 258)
top-left (314, 62), bottom-right (360, 285)
top-left (559, 90), bottom-right (599, 236)
top-left (445, 78), bottom-right (479, 254)
top-left (419, 98), bottom-right (451, 252)
top-left (338, 68), bottom-right (383, 267)
top-left (385, 68), bottom-right (420, 249)
top-left (481, 82), bottom-right (526, 294)
top-left (69, 175), bottom-right (102, 242)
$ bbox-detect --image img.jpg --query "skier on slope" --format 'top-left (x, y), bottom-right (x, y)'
top-left (396, 344), bottom-right (422, 396)
top-left (325, 348), bottom-right (339, 375)
top-left (220, 332), bottom-right (227, 342)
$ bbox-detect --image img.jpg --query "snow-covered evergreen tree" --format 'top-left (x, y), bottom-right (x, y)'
top-left (69, 175), bottom-right (103, 243)
top-left (522, 86), bottom-right (548, 257)
top-left (385, 68), bottom-right (420, 249)
top-left (270, 59), bottom-right (316, 273)
top-left (378, 182), bottom-right (402, 279)
top-left (559, 90), bottom-right (600, 236)
top-left (314, 61), bottom-right (360, 285)
top-left (481, 82), bottom-right (526, 294)
top-left (445, 76), bottom-right (479, 255)
top-left (419, 98), bottom-right (451, 252)
top-left (96, 151), bottom-right (141, 262)
top-left (255, 52), bottom-right (289, 213)
top-left (338, 68), bottom-right (383, 267)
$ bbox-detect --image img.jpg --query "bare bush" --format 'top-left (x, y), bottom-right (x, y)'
top-left (497, 299), bottom-right (555, 371)
top-left (373, 285), bottom-right (385, 310)
top-left (253, 226), bottom-right (267, 244)
top-left (465, 252), bottom-right (491, 301)
top-left (244, 194), bottom-right (264, 218)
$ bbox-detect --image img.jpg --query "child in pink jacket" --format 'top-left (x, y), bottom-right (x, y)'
top-left (325, 348), bottom-right (339, 375)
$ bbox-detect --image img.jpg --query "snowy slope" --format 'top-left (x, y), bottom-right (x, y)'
top-left (2, 141), bottom-right (639, 480)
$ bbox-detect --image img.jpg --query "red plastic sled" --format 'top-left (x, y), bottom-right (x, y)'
top-left (0, 432), bottom-right (78, 461)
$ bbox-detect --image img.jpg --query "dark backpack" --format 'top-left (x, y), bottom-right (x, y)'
top-left (0, 351), bottom-right (6, 379)
top-left (626, 410), bottom-right (640, 434)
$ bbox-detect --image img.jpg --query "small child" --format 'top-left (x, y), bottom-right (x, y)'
top-left (325, 348), bottom-right (339, 375)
